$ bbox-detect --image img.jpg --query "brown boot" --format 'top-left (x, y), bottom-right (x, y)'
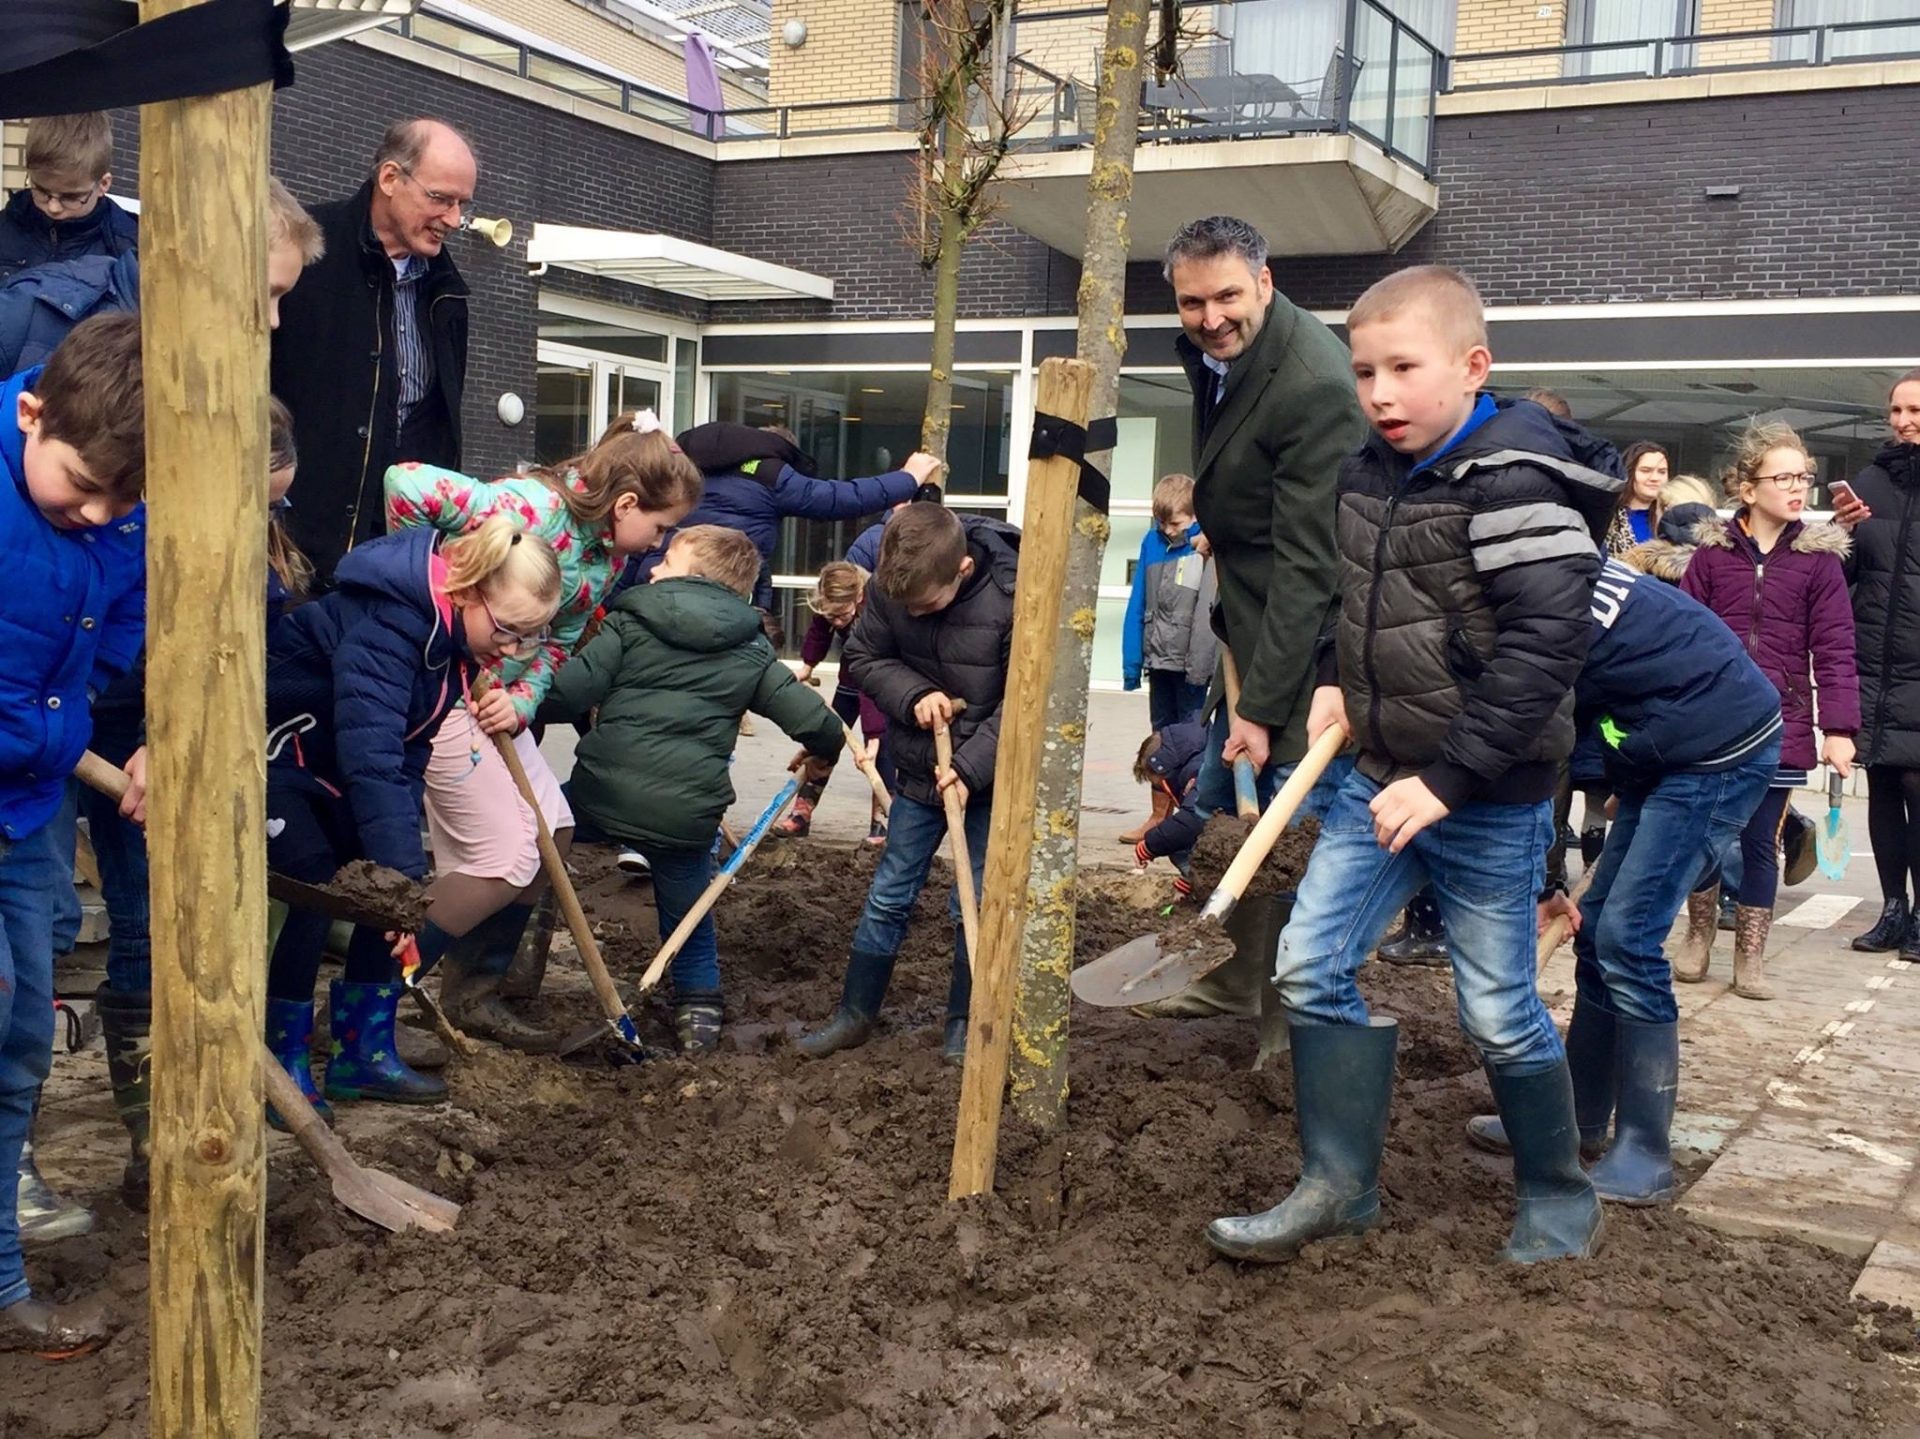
top-left (1119, 787), bottom-right (1173, 846)
top-left (1732, 905), bottom-right (1774, 1001)
top-left (1672, 885), bottom-right (1719, 984)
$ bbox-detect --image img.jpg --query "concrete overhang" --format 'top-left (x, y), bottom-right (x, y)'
top-left (526, 225), bottom-right (835, 301)
top-left (994, 134), bottom-right (1438, 260)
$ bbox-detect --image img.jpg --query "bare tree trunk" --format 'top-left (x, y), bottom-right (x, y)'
top-left (920, 109), bottom-right (969, 461)
top-left (1007, 0), bottom-right (1150, 1139)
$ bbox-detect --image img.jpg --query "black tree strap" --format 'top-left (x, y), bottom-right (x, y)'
top-left (1028, 411), bottom-right (1117, 515)
top-left (0, 0), bottom-right (292, 119)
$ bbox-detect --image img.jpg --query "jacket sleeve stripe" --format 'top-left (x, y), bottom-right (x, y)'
top-left (1469, 501), bottom-right (1587, 542)
top-left (1472, 528), bottom-right (1598, 574)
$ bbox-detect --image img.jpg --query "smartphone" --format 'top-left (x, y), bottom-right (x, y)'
top-left (1829, 479), bottom-right (1858, 506)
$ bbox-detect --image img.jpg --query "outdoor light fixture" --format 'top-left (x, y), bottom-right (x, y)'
top-left (497, 392), bottom-right (526, 426)
top-left (462, 214), bottom-right (515, 246)
top-left (782, 18), bottom-right (807, 47)
top-left (1705, 185), bottom-right (1742, 200)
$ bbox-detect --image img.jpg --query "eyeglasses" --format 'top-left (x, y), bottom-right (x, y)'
top-left (479, 593), bottom-right (550, 651)
top-left (395, 165), bottom-right (472, 220)
top-left (1755, 471), bottom-right (1817, 491)
top-left (28, 180), bottom-right (99, 209)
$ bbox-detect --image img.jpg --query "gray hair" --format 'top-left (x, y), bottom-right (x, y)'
top-left (1163, 216), bottom-right (1269, 282)
top-left (371, 117), bottom-right (474, 177)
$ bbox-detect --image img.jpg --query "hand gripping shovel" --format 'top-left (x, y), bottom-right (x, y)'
top-left (934, 703), bottom-right (981, 972)
top-left (1218, 652), bottom-right (1261, 819)
top-left (1818, 769), bottom-right (1852, 881)
top-left (632, 776), bottom-right (800, 996)
top-left (1072, 725), bottom-right (1345, 1008)
top-left (842, 721), bottom-right (893, 816)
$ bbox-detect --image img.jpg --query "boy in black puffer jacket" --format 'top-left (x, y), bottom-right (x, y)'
top-left (799, 504), bottom-right (1019, 1064)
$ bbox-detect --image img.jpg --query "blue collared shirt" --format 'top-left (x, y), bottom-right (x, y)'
top-left (390, 251), bottom-right (434, 427)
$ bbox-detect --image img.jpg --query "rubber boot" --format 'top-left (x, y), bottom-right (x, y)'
top-left (943, 1016), bottom-right (968, 1064)
top-left (1214, 894), bottom-right (1292, 1070)
top-left (266, 996), bottom-right (331, 1128)
top-left (1672, 885), bottom-right (1719, 984)
top-left (1853, 896), bottom-right (1910, 953)
top-left (500, 892), bottom-right (558, 1001)
top-left (323, 981), bottom-right (448, 1105)
top-left (1717, 890), bottom-right (1737, 932)
top-left (941, 925), bottom-right (972, 1064)
top-left (1732, 905), bottom-right (1774, 1001)
top-left (0, 1294), bottom-right (113, 1360)
top-left (1129, 907), bottom-right (1264, 1019)
top-left (439, 909), bottom-right (561, 1052)
top-left (17, 1135), bottom-right (93, 1244)
top-left (1205, 1019), bottom-right (1398, 1262)
top-left (1377, 889), bottom-right (1448, 967)
top-left (1486, 1058), bottom-right (1604, 1263)
top-left (95, 986), bottom-right (152, 1211)
top-left (1119, 788), bottom-right (1173, 846)
top-left (772, 779), bottom-right (823, 839)
top-left (1587, 1016), bottom-right (1678, 1206)
top-left (1465, 996), bottom-right (1614, 1161)
top-left (797, 949), bottom-right (897, 1058)
top-left (674, 992), bottom-right (725, 1055)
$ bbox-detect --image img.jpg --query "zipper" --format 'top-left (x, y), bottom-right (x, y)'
top-left (1362, 490), bottom-right (1400, 763)
top-left (1745, 555), bottom-right (1765, 658)
top-left (1872, 467), bottom-right (1919, 744)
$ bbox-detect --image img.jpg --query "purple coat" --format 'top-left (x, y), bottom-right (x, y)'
top-left (1679, 513), bottom-right (1859, 769)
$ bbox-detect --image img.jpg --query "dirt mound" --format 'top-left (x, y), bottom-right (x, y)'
top-left (5, 838), bottom-right (1913, 1437)
top-left (1189, 815), bottom-right (1319, 899)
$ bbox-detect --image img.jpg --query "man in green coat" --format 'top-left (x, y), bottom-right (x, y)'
top-left (1147, 215), bottom-right (1366, 1023)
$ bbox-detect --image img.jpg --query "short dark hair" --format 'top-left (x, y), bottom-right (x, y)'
top-left (1524, 387), bottom-right (1572, 418)
top-left (371, 117), bottom-right (474, 177)
top-left (35, 312), bottom-right (144, 500)
top-left (1163, 216), bottom-right (1269, 283)
top-left (876, 503), bottom-right (967, 602)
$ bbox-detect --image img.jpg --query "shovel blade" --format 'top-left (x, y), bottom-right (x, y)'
top-left (1818, 815), bottom-right (1850, 880)
top-left (1072, 931), bottom-right (1230, 1008)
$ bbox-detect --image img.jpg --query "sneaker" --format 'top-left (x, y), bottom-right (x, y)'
top-left (1717, 892), bottom-right (1737, 932)
top-left (617, 848), bottom-right (652, 879)
top-left (17, 1143), bottom-right (93, 1244)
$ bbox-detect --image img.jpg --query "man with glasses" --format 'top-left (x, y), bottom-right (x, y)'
top-left (271, 117), bottom-right (475, 584)
top-left (0, 112), bottom-right (139, 284)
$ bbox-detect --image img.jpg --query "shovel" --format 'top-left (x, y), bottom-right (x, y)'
top-left (260, 1047), bottom-right (460, 1233)
top-left (1534, 869), bottom-right (1595, 975)
top-left (934, 703), bottom-right (980, 973)
top-left (842, 721), bottom-right (893, 816)
top-left (1218, 652), bottom-right (1260, 820)
top-left (633, 776), bottom-right (800, 995)
top-left (1818, 769), bottom-right (1852, 881)
top-left (1072, 725), bottom-right (1345, 1008)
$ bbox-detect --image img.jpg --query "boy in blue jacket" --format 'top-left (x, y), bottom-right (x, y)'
top-left (1465, 559), bottom-right (1782, 1205)
top-left (0, 313), bottom-right (146, 1358)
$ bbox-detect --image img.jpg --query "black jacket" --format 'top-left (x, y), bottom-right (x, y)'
top-left (270, 179), bottom-right (468, 584)
top-left (844, 514), bottom-right (1019, 805)
top-left (1140, 719), bottom-right (1209, 861)
top-left (1327, 395), bottom-right (1621, 809)
top-left (0, 189), bottom-right (138, 282)
top-left (1847, 442), bottom-right (1920, 768)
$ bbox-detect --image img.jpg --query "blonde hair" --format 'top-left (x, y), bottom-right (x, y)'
top-left (266, 396), bottom-right (312, 602)
top-left (669, 525), bottom-right (761, 598)
top-left (531, 412), bottom-right (703, 527)
top-left (25, 113), bottom-right (112, 181)
top-left (1347, 264), bottom-right (1489, 355)
top-left (1151, 473), bottom-right (1196, 527)
top-left (267, 178), bottom-right (325, 265)
top-left (439, 515), bottom-right (562, 615)
top-left (1659, 474), bottom-right (1717, 511)
top-left (809, 560), bottom-right (868, 616)
top-left (1722, 421), bottom-right (1810, 500)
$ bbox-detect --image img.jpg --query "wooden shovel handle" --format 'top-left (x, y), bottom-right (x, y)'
top-left (1535, 868), bottom-right (1596, 974)
top-left (841, 721), bottom-right (893, 814)
top-left (1218, 652), bottom-right (1260, 820)
top-left (934, 711), bottom-right (980, 973)
top-left (1209, 725), bottom-right (1346, 912)
top-left (260, 1048), bottom-right (340, 1159)
top-left (74, 750), bottom-right (130, 802)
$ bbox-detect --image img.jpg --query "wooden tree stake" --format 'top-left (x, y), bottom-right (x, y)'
top-left (141, 3), bottom-right (273, 1430)
top-left (949, 356), bottom-right (1093, 1201)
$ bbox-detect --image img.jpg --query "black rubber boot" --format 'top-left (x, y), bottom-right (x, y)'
top-left (674, 992), bottom-right (725, 1055)
top-left (1487, 1058), bottom-right (1604, 1262)
top-left (500, 893), bottom-right (558, 1000)
top-left (797, 949), bottom-right (896, 1058)
top-left (0, 1295), bottom-right (113, 1360)
top-left (440, 908), bottom-right (561, 1052)
top-left (1856, 896), bottom-right (1912, 953)
top-left (1205, 1019), bottom-right (1398, 1262)
top-left (1465, 997), bottom-right (1614, 1161)
top-left (1377, 890), bottom-right (1447, 967)
top-left (95, 986), bottom-right (152, 1211)
top-left (943, 1016), bottom-right (968, 1064)
top-left (1587, 1016), bottom-right (1678, 1206)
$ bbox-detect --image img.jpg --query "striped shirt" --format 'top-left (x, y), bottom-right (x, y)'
top-left (391, 251), bottom-right (433, 427)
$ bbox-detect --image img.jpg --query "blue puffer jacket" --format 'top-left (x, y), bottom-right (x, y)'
top-left (0, 367), bottom-right (145, 842)
top-left (0, 251), bottom-right (139, 377)
top-left (1139, 720), bottom-right (1210, 861)
top-left (265, 527), bottom-right (471, 878)
top-left (847, 517), bottom-right (886, 574)
top-left (0, 190), bottom-right (139, 284)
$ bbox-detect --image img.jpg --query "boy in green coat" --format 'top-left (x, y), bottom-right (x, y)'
top-left (539, 525), bottom-right (843, 1053)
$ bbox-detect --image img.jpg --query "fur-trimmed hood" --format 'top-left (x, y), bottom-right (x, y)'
top-left (1692, 511), bottom-right (1852, 559)
top-left (1618, 538), bottom-right (1695, 583)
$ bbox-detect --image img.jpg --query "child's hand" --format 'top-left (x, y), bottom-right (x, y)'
top-left (1538, 890), bottom-right (1582, 940)
top-left (1369, 776), bottom-right (1449, 854)
top-left (471, 685), bottom-right (520, 737)
top-left (1824, 733), bottom-right (1856, 779)
top-left (389, 931), bottom-right (418, 964)
top-left (939, 768), bottom-right (969, 809)
top-left (794, 662), bottom-right (815, 685)
top-left (120, 746), bottom-right (148, 826)
top-left (861, 736), bottom-right (881, 768)
top-left (915, 691), bottom-right (955, 730)
top-left (1306, 685), bottom-right (1350, 747)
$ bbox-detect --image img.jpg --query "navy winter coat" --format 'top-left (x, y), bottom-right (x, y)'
top-left (0, 190), bottom-right (138, 284)
top-left (0, 251), bottom-right (140, 377)
top-left (1846, 443), bottom-right (1920, 768)
top-left (1140, 720), bottom-right (1210, 861)
top-left (265, 527), bottom-right (472, 878)
top-left (0, 367), bottom-right (145, 841)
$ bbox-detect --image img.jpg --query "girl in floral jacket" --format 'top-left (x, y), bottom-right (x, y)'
top-left (382, 411), bottom-right (701, 1043)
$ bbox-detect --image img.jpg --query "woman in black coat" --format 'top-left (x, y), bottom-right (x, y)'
top-left (1837, 370), bottom-right (1920, 955)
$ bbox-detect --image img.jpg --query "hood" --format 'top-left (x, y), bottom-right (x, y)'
top-left (333, 527), bottom-right (457, 663)
top-left (616, 575), bottom-right (766, 653)
top-left (959, 515), bottom-right (1021, 598)
top-left (676, 420), bottom-right (817, 481)
top-left (1658, 501), bottom-right (1715, 545)
top-left (1430, 395), bottom-right (1626, 542)
top-left (1618, 538), bottom-right (1694, 583)
top-left (1147, 720), bottom-right (1209, 780)
top-left (1694, 511), bottom-right (1851, 559)
top-left (0, 368), bottom-right (35, 495)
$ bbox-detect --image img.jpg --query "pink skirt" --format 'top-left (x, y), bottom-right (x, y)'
top-left (423, 709), bottom-right (573, 887)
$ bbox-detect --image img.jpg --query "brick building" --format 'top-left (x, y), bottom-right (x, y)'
top-left (10, 0), bottom-right (1915, 681)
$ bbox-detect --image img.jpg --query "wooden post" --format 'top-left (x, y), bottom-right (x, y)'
top-left (141, 1), bottom-right (272, 1431)
top-left (949, 356), bottom-right (1093, 1201)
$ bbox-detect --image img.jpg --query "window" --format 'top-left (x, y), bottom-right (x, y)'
top-left (534, 302), bottom-right (687, 461)
top-left (1566, 0), bottom-right (1697, 78)
top-left (1776, 0), bottom-right (1920, 60)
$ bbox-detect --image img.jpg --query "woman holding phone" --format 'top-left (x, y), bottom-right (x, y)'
top-left (1833, 370), bottom-right (1920, 957)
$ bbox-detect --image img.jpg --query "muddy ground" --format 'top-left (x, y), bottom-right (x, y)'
top-left (6, 838), bottom-right (1917, 1437)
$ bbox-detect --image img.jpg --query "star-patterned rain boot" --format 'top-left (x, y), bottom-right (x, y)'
top-left (322, 981), bottom-right (448, 1105)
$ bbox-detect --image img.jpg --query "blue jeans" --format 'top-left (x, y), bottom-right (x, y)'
top-left (1575, 745), bottom-right (1778, 1024)
top-left (80, 711), bottom-right (151, 992)
top-left (0, 821), bottom-right (70, 1307)
top-left (49, 786), bottom-right (79, 957)
top-left (1192, 702), bottom-right (1353, 823)
top-left (1272, 768), bottom-right (1562, 1067)
top-left (568, 805), bottom-right (720, 995)
top-left (850, 792), bottom-right (988, 1020)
